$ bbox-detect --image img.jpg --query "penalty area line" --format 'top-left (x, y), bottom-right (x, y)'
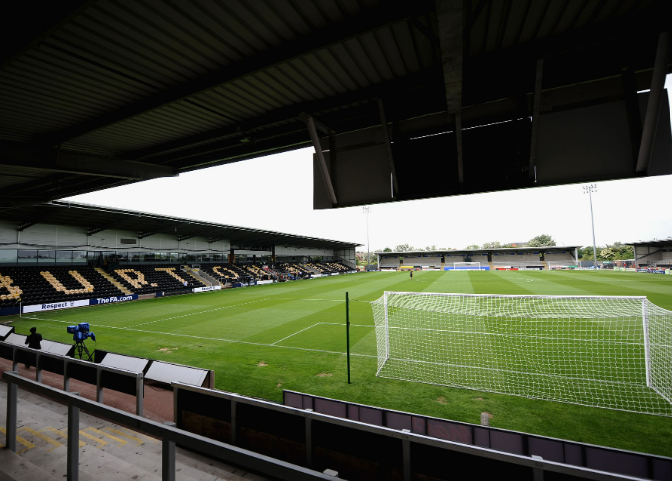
top-left (127, 298), bottom-right (272, 328)
top-left (20, 315), bottom-right (377, 359)
top-left (271, 322), bottom-right (375, 345)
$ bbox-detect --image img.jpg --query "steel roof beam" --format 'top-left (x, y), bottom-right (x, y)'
top-left (129, 70), bottom-right (443, 162)
top-left (0, 0), bottom-right (94, 69)
top-left (42, 1), bottom-right (435, 145)
top-left (636, 31), bottom-right (671, 174)
top-left (436, 0), bottom-right (464, 183)
top-left (0, 142), bottom-right (176, 180)
top-left (87, 219), bottom-right (127, 236)
top-left (138, 230), bottom-right (162, 240)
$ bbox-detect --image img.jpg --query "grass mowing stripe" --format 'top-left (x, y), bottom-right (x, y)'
top-left (128, 298), bottom-right (272, 327)
top-left (272, 322), bottom-right (374, 346)
top-left (9, 271), bottom-right (672, 457)
top-left (271, 297), bottom-right (344, 302)
top-left (21, 315), bottom-right (377, 358)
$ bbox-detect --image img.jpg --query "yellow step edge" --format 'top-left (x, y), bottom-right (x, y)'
top-left (20, 427), bottom-right (63, 452)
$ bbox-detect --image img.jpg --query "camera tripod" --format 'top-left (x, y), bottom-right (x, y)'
top-left (73, 340), bottom-right (93, 361)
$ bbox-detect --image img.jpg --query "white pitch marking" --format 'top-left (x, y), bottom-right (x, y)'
top-left (128, 298), bottom-right (271, 327)
top-left (272, 297), bottom-right (344, 302)
top-left (271, 323), bottom-right (320, 345)
top-left (271, 322), bottom-right (374, 345)
top-left (19, 316), bottom-right (377, 358)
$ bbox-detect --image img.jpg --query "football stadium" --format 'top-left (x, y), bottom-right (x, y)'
top-left (2, 1), bottom-right (672, 480)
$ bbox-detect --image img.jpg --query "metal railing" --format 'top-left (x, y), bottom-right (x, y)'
top-left (3, 371), bottom-right (337, 481)
top-left (1, 341), bottom-right (144, 415)
top-left (172, 383), bottom-right (642, 481)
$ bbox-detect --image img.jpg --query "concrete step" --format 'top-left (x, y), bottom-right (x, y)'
top-left (1, 384), bottom-right (264, 481)
top-left (0, 448), bottom-right (61, 481)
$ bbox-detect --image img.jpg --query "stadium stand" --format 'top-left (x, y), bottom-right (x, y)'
top-left (322, 261), bottom-right (351, 272)
top-left (275, 263), bottom-right (311, 278)
top-left (0, 266), bottom-right (124, 307)
top-left (545, 251), bottom-right (577, 268)
top-left (379, 256), bottom-right (400, 268)
top-left (402, 255), bottom-right (441, 267)
top-left (108, 266), bottom-right (205, 295)
top-left (198, 263), bottom-right (273, 284)
top-left (492, 252), bottom-right (545, 268)
top-left (243, 264), bottom-right (274, 280)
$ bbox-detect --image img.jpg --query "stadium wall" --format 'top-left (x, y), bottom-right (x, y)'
top-left (0, 222), bottom-right (232, 253)
top-left (275, 246), bottom-right (334, 257)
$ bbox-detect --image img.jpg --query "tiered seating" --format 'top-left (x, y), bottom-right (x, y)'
top-left (492, 252), bottom-right (544, 267)
top-left (379, 256), bottom-right (399, 268)
top-left (108, 265), bottom-right (205, 294)
top-left (275, 263), bottom-right (310, 277)
top-left (0, 266), bottom-right (123, 307)
top-left (200, 264), bottom-right (255, 284)
top-left (545, 251), bottom-right (576, 267)
top-left (402, 255), bottom-right (441, 267)
top-left (305, 262), bottom-right (331, 274)
top-left (242, 264), bottom-right (273, 280)
top-left (321, 262), bottom-right (350, 272)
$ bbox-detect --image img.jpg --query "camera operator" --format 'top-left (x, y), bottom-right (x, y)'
top-left (24, 327), bottom-right (42, 368)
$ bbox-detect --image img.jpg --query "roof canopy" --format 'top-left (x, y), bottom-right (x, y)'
top-left (376, 246), bottom-right (581, 255)
top-left (1, 0), bottom-right (670, 208)
top-left (0, 201), bottom-right (359, 251)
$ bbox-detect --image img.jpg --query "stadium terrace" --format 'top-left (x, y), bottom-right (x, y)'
top-left (376, 246), bottom-right (583, 271)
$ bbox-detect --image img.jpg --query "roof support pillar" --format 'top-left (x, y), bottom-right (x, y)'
top-left (621, 67), bottom-right (643, 166)
top-left (435, 0), bottom-right (464, 184)
top-left (377, 99), bottom-right (398, 198)
top-left (529, 58), bottom-right (544, 182)
top-left (636, 31), bottom-right (671, 174)
top-left (306, 116), bottom-right (338, 206)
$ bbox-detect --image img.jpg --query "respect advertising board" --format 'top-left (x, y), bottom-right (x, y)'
top-left (193, 286), bottom-right (222, 293)
top-left (23, 299), bottom-right (90, 313)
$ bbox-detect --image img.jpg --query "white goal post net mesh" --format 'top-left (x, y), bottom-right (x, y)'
top-left (371, 292), bottom-right (672, 416)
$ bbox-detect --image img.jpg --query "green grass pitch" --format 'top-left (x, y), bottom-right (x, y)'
top-left (6, 270), bottom-right (672, 457)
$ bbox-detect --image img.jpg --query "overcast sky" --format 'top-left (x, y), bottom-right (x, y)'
top-left (67, 76), bottom-right (672, 252)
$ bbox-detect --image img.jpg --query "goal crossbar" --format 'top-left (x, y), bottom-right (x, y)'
top-left (371, 291), bottom-right (672, 416)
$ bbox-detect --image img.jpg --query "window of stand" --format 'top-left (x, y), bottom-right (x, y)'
top-left (56, 250), bottom-right (72, 263)
top-left (18, 249), bottom-right (38, 264)
top-left (1, 249), bottom-right (241, 265)
top-left (0, 250), bottom-right (18, 264)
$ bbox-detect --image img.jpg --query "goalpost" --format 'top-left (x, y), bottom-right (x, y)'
top-left (371, 292), bottom-right (672, 416)
top-left (453, 262), bottom-right (481, 270)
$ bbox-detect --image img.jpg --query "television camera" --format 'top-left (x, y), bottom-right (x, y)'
top-left (67, 323), bottom-right (96, 361)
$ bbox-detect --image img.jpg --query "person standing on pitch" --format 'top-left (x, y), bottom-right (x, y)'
top-left (24, 327), bottom-right (42, 368)
top-left (410, 270), bottom-right (413, 280)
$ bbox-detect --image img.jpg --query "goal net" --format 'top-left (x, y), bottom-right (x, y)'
top-left (453, 262), bottom-right (481, 270)
top-left (371, 292), bottom-right (672, 416)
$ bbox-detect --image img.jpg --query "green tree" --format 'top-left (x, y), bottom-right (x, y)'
top-left (394, 243), bottom-right (413, 252)
top-left (527, 234), bottom-right (556, 247)
top-left (466, 244), bottom-right (480, 250)
top-left (383, 247), bottom-right (392, 252)
top-left (481, 241), bottom-right (501, 249)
